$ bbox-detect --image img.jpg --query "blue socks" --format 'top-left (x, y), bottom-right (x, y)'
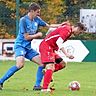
top-left (0, 65), bottom-right (19, 84)
top-left (35, 66), bottom-right (44, 86)
top-left (0, 65), bottom-right (44, 87)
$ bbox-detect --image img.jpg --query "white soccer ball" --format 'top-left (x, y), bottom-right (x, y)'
top-left (68, 81), bottom-right (80, 91)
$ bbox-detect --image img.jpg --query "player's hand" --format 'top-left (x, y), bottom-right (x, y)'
top-left (68, 55), bottom-right (74, 59)
top-left (37, 32), bottom-right (43, 37)
top-left (33, 32), bottom-right (43, 39)
top-left (24, 32), bottom-right (43, 40)
top-left (66, 54), bottom-right (74, 59)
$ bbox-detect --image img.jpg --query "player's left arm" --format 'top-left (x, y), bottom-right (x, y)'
top-left (46, 24), bottom-right (61, 28)
top-left (46, 21), bottom-right (71, 35)
top-left (46, 20), bottom-right (70, 28)
top-left (56, 37), bottom-right (68, 57)
top-left (56, 37), bottom-right (74, 59)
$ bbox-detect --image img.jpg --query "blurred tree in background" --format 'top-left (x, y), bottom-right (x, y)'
top-left (0, 0), bottom-right (16, 39)
top-left (0, 0), bottom-right (96, 39)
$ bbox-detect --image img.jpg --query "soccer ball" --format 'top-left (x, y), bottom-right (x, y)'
top-left (68, 81), bottom-right (80, 91)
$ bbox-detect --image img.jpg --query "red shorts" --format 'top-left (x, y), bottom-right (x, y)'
top-left (39, 41), bottom-right (61, 64)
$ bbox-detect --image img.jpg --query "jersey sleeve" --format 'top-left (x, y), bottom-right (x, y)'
top-left (37, 16), bottom-right (47, 27)
top-left (19, 18), bottom-right (27, 34)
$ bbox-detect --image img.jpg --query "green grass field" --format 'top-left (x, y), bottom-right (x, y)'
top-left (0, 61), bottom-right (96, 96)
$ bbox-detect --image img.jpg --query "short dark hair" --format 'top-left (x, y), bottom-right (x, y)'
top-left (76, 22), bottom-right (87, 31)
top-left (28, 2), bottom-right (40, 12)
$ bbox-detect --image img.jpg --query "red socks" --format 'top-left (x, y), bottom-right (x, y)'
top-left (43, 69), bottom-right (53, 89)
top-left (42, 64), bottom-right (65, 89)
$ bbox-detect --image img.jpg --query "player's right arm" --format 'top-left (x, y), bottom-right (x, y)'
top-left (24, 32), bottom-right (43, 40)
top-left (19, 17), bottom-right (43, 41)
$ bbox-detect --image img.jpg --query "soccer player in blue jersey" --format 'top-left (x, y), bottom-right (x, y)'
top-left (0, 2), bottom-right (56, 90)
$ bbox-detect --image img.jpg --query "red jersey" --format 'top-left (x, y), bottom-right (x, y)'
top-left (44, 24), bottom-right (72, 51)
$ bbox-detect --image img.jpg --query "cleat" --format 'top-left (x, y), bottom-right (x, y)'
top-left (41, 88), bottom-right (51, 92)
top-left (50, 86), bottom-right (55, 91)
top-left (42, 69), bottom-right (46, 74)
top-left (50, 83), bottom-right (55, 91)
top-left (51, 79), bottom-right (53, 82)
top-left (33, 86), bottom-right (42, 91)
top-left (0, 83), bottom-right (3, 90)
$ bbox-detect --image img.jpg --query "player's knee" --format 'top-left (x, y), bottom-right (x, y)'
top-left (16, 56), bottom-right (25, 68)
top-left (16, 63), bottom-right (24, 69)
top-left (61, 61), bottom-right (67, 68)
top-left (46, 64), bottom-right (55, 71)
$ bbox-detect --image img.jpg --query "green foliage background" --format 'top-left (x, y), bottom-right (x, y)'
top-left (0, 0), bottom-right (96, 39)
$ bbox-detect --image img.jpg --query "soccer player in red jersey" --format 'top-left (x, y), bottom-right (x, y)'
top-left (40, 22), bottom-right (86, 92)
